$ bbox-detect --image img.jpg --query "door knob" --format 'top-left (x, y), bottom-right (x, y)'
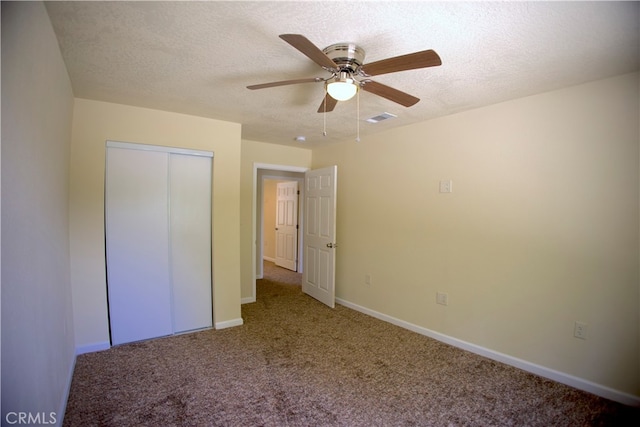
top-left (326, 243), bottom-right (338, 248)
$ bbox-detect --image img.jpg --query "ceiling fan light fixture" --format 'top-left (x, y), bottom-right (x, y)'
top-left (326, 72), bottom-right (358, 101)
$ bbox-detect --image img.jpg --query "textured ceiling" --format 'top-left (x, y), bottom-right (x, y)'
top-left (45, 1), bottom-right (639, 147)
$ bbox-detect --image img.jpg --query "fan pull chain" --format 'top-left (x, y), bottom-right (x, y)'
top-left (355, 87), bottom-right (361, 142)
top-left (323, 88), bottom-right (327, 137)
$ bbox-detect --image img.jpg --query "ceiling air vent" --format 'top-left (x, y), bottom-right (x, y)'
top-left (366, 112), bottom-right (397, 124)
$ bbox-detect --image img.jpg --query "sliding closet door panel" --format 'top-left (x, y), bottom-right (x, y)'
top-left (106, 147), bottom-right (173, 345)
top-left (170, 154), bottom-right (213, 333)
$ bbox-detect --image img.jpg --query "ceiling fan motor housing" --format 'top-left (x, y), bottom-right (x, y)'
top-left (322, 43), bottom-right (366, 72)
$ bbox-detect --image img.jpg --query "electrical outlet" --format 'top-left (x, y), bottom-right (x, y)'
top-left (436, 292), bottom-right (448, 306)
top-left (365, 274), bottom-right (372, 286)
top-left (574, 321), bottom-right (587, 340)
top-left (439, 180), bottom-right (453, 193)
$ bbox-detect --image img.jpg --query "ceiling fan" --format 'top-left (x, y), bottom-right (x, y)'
top-left (247, 34), bottom-right (442, 113)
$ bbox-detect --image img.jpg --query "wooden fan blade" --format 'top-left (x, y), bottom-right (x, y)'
top-left (247, 77), bottom-right (323, 90)
top-left (360, 49), bottom-right (441, 76)
top-left (317, 93), bottom-right (338, 113)
top-left (361, 80), bottom-right (420, 107)
top-left (280, 34), bottom-right (338, 70)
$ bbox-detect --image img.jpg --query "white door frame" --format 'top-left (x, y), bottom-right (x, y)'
top-left (251, 163), bottom-right (308, 303)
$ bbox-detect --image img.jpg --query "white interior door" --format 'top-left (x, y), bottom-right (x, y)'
top-left (303, 166), bottom-right (337, 308)
top-left (170, 153), bottom-right (212, 333)
top-left (105, 147), bottom-right (173, 345)
top-left (275, 181), bottom-right (298, 271)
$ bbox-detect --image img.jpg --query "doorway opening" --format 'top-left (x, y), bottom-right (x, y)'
top-left (265, 179), bottom-right (299, 271)
top-left (251, 163), bottom-right (307, 303)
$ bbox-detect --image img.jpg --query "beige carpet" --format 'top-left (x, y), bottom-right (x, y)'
top-left (64, 262), bottom-right (639, 426)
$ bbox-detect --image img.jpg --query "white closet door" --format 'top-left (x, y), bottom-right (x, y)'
top-left (106, 147), bottom-right (173, 345)
top-left (170, 154), bottom-right (213, 333)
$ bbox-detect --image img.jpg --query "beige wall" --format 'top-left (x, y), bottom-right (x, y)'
top-left (240, 139), bottom-right (311, 300)
top-left (312, 73), bottom-right (640, 396)
top-left (70, 99), bottom-right (243, 350)
top-left (1, 1), bottom-right (76, 419)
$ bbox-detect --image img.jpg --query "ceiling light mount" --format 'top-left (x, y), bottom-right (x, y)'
top-left (322, 43), bottom-right (366, 72)
top-left (326, 71), bottom-right (358, 101)
top-left (322, 43), bottom-right (365, 102)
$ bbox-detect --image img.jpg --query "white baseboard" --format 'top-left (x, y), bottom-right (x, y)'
top-left (336, 297), bottom-right (640, 407)
top-left (241, 296), bottom-right (256, 304)
top-left (263, 256), bottom-right (275, 263)
top-left (215, 318), bottom-right (244, 329)
top-left (76, 341), bottom-right (111, 355)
